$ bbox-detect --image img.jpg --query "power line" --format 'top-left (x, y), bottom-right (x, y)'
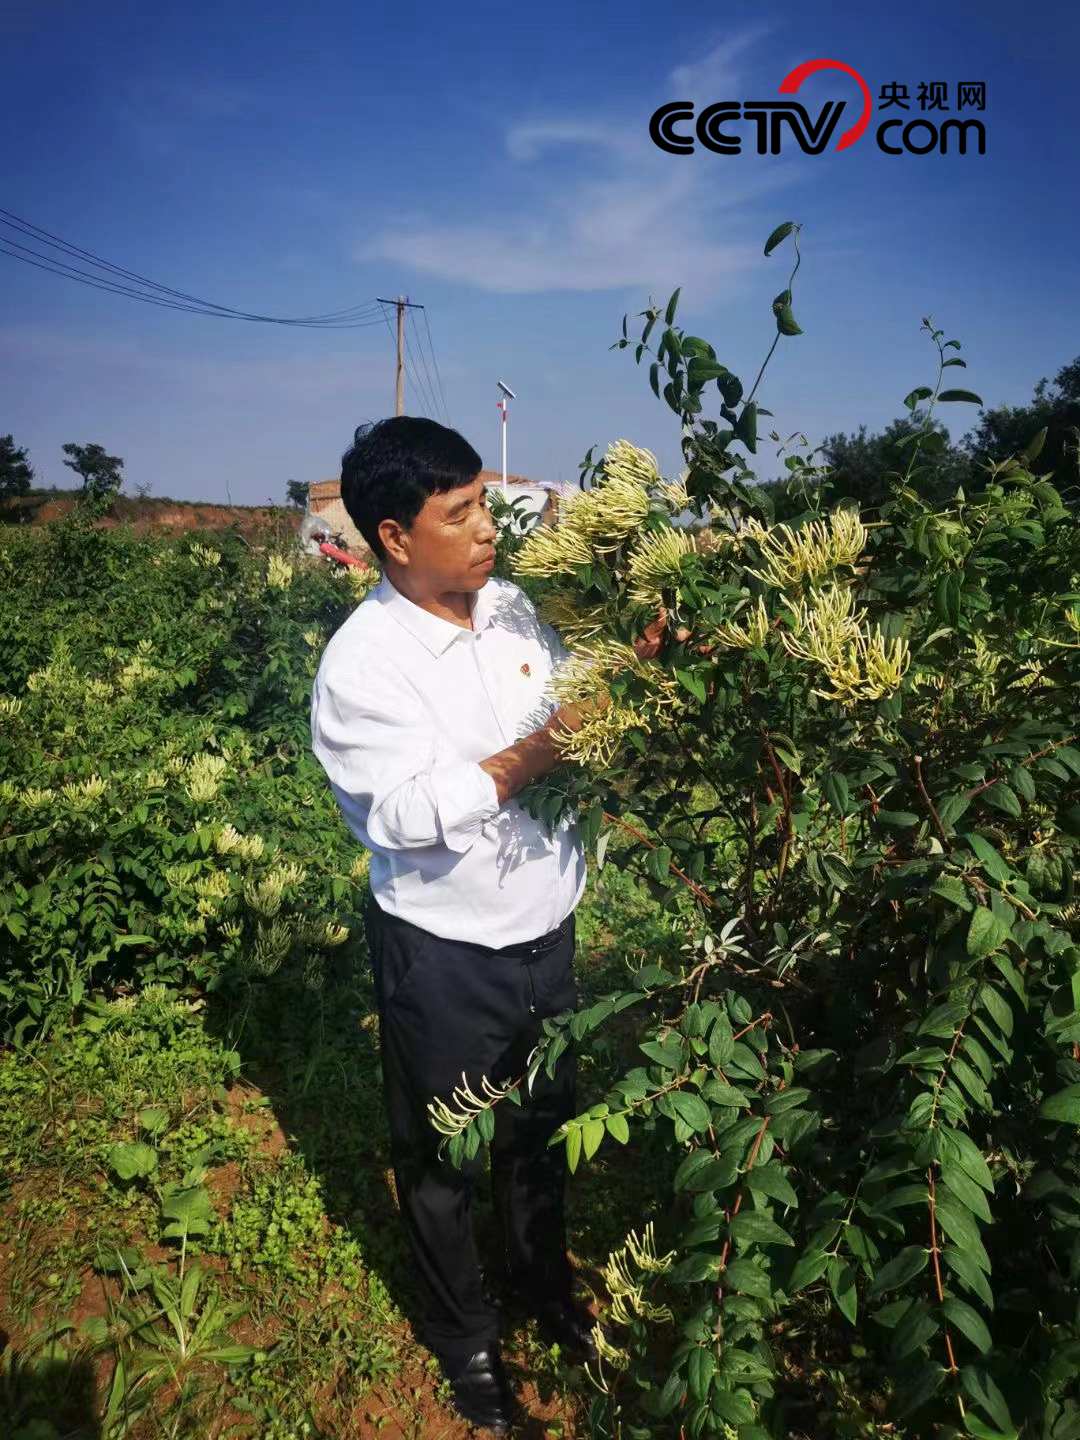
top-left (421, 307), bottom-right (450, 422)
top-left (405, 318), bottom-right (441, 420)
top-left (0, 205), bottom-right (384, 327)
top-left (408, 308), bottom-right (447, 424)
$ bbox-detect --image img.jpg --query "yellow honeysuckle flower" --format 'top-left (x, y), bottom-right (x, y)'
top-left (742, 507), bottom-right (867, 589)
top-left (19, 785), bottom-right (55, 811)
top-left (712, 595), bottom-right (772, 650)
top-left (626, 527), bottom-right (695, 610)
top-left (266, 555), bottom-right (294, 589)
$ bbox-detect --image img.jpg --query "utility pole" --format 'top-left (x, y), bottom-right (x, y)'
top-left (377, 295), bottom-right (425, 416)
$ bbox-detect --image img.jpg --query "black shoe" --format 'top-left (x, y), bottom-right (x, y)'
top-left (445, 1347), bottom-right (516, 1433)
top-left (531, 1295), bottom-right (599, 1363)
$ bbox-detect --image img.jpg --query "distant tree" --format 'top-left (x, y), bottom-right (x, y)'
top-left (962, 354), bottom-right (1080, 498)
top-left (62, 442), bottom-right (124, 512)
top-left (286, 478), bottom-right (310, 509)
top-left (819, 413), bottom-right (971, 508)
top-left (0, 433), bottom-right (34, 501)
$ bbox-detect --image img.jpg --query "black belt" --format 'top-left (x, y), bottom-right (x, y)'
top-left (494, 913), bottom-right (573, 960)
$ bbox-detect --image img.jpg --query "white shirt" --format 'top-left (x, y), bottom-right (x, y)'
top-left (309, 571), bottom-right (587, 948)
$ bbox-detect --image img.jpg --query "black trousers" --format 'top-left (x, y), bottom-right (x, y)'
top-left (362, 895), bottom-right (578, 1368)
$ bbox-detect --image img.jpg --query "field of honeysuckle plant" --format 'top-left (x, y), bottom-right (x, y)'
top-left (3, 219), bottom-right (1080, 1440)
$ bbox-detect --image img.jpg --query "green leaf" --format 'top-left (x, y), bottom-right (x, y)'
top-left (943, 1246), bottom-right (995, 1309)
top-left (869, 1246), bottom-right (929, 1295)
top-left (935, 1197), bottom-right (983, 1256)
top-left (892, 1361), bottom-right (946, 1418)
top-left (963, 1418), bottom-right (1018, 1440)
top-left (665, 288), bottom-right (681, 324)
top-left (822, 771), bottom-right (850, 816)
top-left (937, 389), bottom-right (984, 404)
top-left (109, 1141), bottom-right (157, 1181)
top-left (904, 386), bottom-right (934, 410)
top-left (565, 1125), bottom-right (582, 1174)
top-left (960, 1366), bottom-right (1014, 1431)
top-left (724, 1257), bottom-right (773, 1299)
top-left (1021, 427), bottom-right (1048, 463)
top-left (763, 221), bottom-right (795, 256)
top-left (978, 983), bottom-right (1014, 1038)
top-left (940, 1165), bottom-right (992, 1224)
top-left (788, 1249), bottom-right (829, 1291)
top-left (160, 1182), bottom-right (214, 1239)
top-left (670, 1091), bottom-right (712, 1133)
top-left (688, 1344), bottom-right (716, 1401)
top-left (942, 1297), bottom-right (992, 1354)
top-left (675, 668), bottom-right (707, 704)
top-left (709, 1014), bottom-right (735, 1067)
top-left (1039, 1085), bottom-right (1080, 1125)
top-left (701, 1080), bottom-right (750, 1109)
top-left (675, 1149), bottom-right (714, 1191)
top-left (605, 1112), bottom-right (630, 1144)
top-left (735, 401), bottom-right (758, 454)
top-left (764, 1087), bottom-right (810, 1115)
top-left (669, 1251), bottom-right (721, 1284)
top-left (581, 1117), bottom-right (605, 1160)
top-left (776, 304), bottom-right (802, 336)
top-left (137, 1107), bottom-right (169, 1135)
top-left (891, 1304), bottom-right (938, 1360)
top-left (828, 1258), bottom-right (858, 1325)
top-left (962, 831), bottom-right (1012, 884)
top-left (967, 907), bottom-right (1009, 959)
top-left (729, 1211), bottom-right (794, 1247)
top-left (983, 783), bottom-right (1021, 818)
top-left (746, 1163), bottom-right (798, 1208)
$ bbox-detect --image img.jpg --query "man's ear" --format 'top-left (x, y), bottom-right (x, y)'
top-left (378, 517), bottom-right (409, 565)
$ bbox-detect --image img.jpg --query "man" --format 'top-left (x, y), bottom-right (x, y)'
top-left (309, 416), bottom-right (600, 1434)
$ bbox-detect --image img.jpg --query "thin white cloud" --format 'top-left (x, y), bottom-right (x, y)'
top-left (669, 24), bottom-right (775, 100)
top-left (0, 324), bottom-right (384, 400)
top-left (355, 23), bottom-right (805, 295)
top-left (505, 120), bottom-right (638, 162)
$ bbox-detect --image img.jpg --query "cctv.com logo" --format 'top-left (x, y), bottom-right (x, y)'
top-left (649, 59), bottom-right (987, 157)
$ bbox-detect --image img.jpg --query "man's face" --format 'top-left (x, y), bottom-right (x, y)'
top-left (379, 473), bottom-right (498, 594)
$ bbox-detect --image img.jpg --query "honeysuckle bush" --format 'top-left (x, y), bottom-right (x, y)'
top-left (0, 512), bottom-right (381, 1042)
top-left (432, 224), bottom-right (1080, 1438)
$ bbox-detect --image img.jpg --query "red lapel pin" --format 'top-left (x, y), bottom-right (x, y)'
top-left (520, 663), bottom-right (531, 676)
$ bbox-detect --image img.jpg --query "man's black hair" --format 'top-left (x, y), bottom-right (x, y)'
top-left (340, 416), bottom-right (484, 563)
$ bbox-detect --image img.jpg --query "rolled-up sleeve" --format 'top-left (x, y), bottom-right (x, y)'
top-left (310, 661), bottom-right (500, 855)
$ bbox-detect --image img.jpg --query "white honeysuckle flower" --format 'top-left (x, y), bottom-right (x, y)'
top-left (322, 921), bottom-right (349, 947)
top-left (215, 823), bottom-right (243, 854)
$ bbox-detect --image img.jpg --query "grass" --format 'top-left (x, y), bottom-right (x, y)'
top-left (0, 845), bottom-right (678, 1439)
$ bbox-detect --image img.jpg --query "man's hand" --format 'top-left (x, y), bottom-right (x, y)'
top-left (633, 607), bottom-right (711, 660)
top-left (544, 694), bottom-right (609, 737)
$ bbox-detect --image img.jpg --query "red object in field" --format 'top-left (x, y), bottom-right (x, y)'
top-left (318, 541), bottom-right (363, 566)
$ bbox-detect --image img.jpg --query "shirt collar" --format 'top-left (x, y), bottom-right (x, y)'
top-left (374, 571), bottom-right (498, 657)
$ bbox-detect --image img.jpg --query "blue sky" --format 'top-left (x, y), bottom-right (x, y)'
top-left (1, 0), bottom-right (1077, 502)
